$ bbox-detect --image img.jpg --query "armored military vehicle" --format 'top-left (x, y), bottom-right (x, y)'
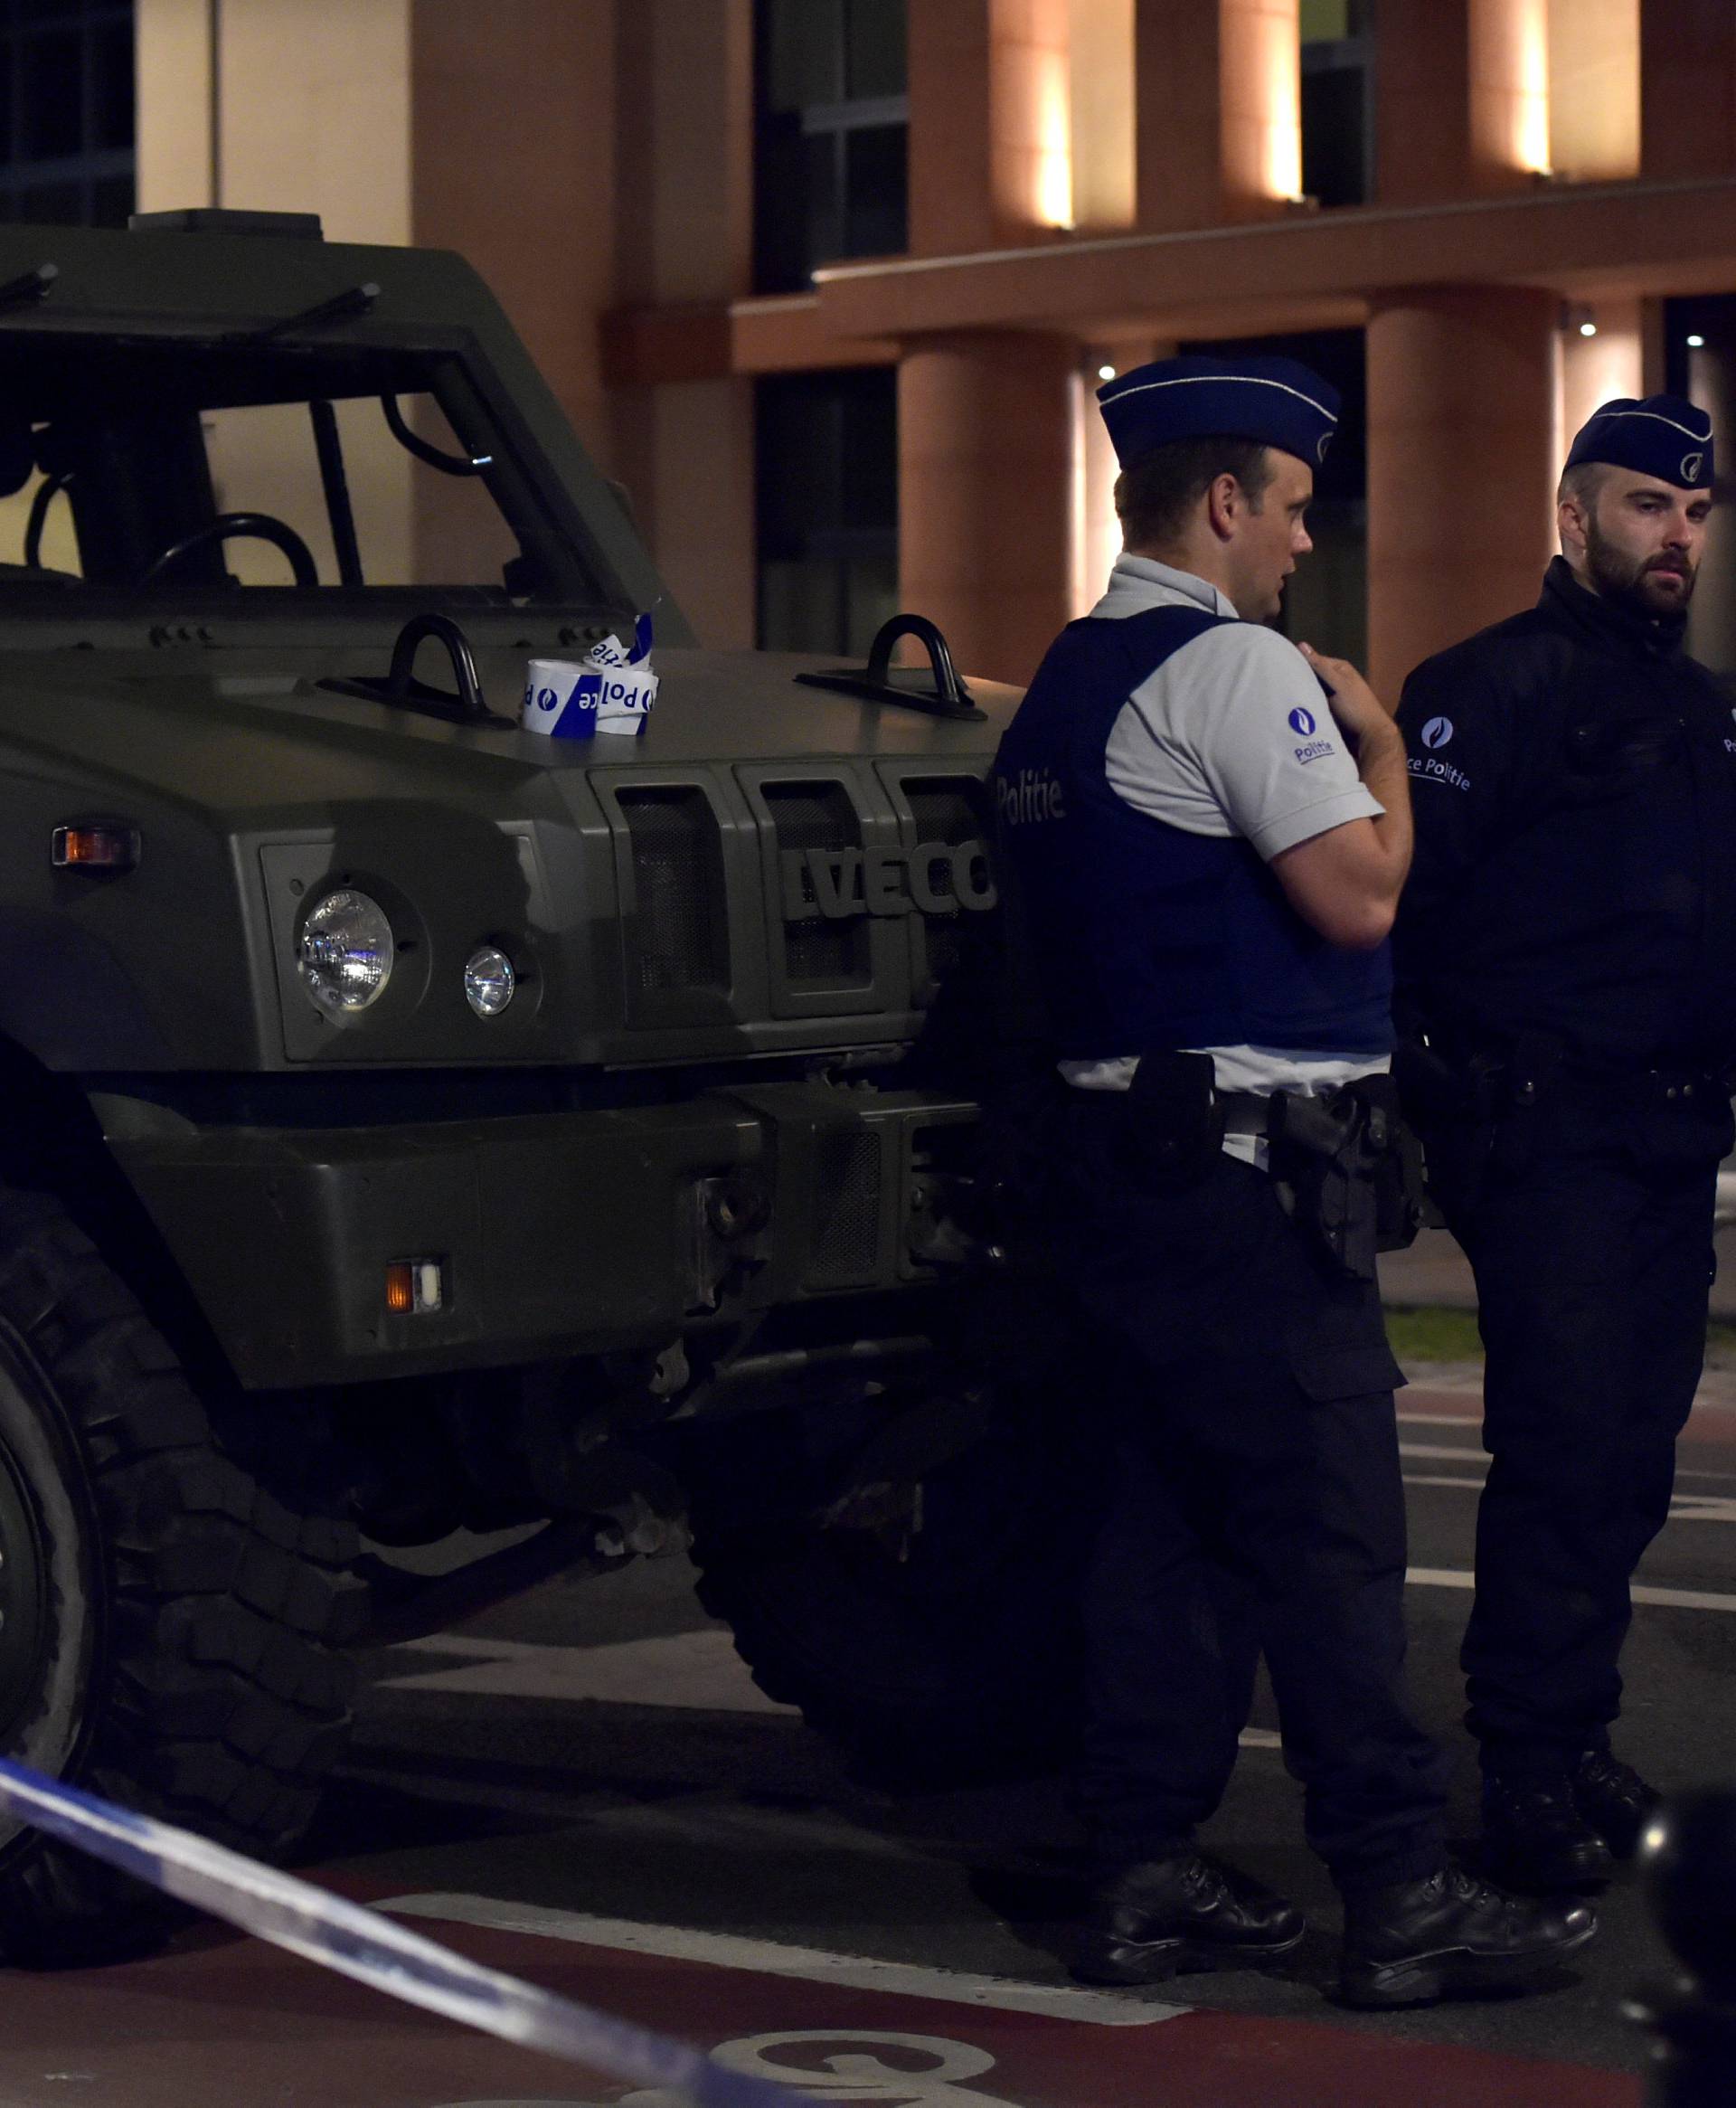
top-left (0, 210), bottom-right (1075, 1962)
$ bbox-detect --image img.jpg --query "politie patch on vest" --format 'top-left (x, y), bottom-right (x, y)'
top-left (1410, 752), bottom-right (1472, 791)
top-left (1288, 705), bottom-right (1316, 736)
top-left (1293, 737), bottom-right (1336, 764)
top-left (1420, 716), bottom-right (1454, 749)
top-left (997, 768), bottom-right (1066, 824)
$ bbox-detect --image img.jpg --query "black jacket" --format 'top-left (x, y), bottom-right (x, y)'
top-left (1393, 557), bottom-right (1736, 1070)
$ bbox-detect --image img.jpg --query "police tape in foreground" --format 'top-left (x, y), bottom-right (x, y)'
top-left (0, 1756), bottom-right (819, 2108)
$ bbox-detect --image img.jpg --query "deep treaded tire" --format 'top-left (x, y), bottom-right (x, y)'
top-left (0, 1183), bottom-right (363, 1965)
top-left (687, 1386), bottom-right (1086, 1782)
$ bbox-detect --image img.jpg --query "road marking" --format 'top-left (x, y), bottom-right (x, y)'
top-left (380, 1895), bottom-right (1186, 2028)
top-left (1400, 1441), bottom-right (1486, 1462)
top-left (382, 1628), bottom-right (797, 1713)
top-left (376, 1538), bottom-right (1736, 1724)
top-left (1238, 1727), bottom-right (1281, 1749)
top-left (694, 2030), bottom-right (1022, 2108)
top-left (1409, 1566), bottom-right (1736, 1612)
top-left (1401, 1464), bottom-right (1736, 1522)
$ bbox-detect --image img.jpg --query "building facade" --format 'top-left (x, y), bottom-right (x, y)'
top-left (113, 0), bottom-right (1736, 694)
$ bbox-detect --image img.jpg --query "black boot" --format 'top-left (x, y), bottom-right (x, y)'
top-left (1340, 1860), bottom-right (1597, 2009)
top-left (1571, 1748), bottom-right (1660, 1859)
top-left (1481, 1772), bottom-right (1615, 1892)
top-left (1072, 1852), bottom-right (1306, 1986)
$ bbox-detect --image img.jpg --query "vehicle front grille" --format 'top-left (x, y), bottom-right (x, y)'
top-left (804, 1125), bottom-right (883, 1290)
top-left (905, 775), bottom-right (993, 991)
top-left (618, 786), bottom-right (731, 997)
top-left (764, 780), bottom-right (871, 988)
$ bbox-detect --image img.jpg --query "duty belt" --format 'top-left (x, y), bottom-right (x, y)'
top-left (1064, 1059), bottom-right (1424, 1281)
top-left (1218, 1091), bottom-right (1274, 1137)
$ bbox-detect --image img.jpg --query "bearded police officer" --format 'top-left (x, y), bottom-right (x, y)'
top-left (994, 354), bottom-right (1593, 2008)
top-left (1394, 397), bottom-right (1736, 1894)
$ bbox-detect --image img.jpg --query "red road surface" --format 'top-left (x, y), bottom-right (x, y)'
top-left (0, 1881), bottom-right (1642, 2108)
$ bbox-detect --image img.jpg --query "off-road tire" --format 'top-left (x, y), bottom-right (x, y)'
top-left (0, 1182), bottom-right (364, 1966)
top-left (686, 1387), bottom-right (1087, 1782)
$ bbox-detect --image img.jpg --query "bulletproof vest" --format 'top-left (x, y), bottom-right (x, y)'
top-left (993, 605), bottom-right (1392, 1062)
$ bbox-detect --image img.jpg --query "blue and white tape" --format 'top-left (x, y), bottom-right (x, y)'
top-left (0, 1757), bottom-right (817, 2108)
top-left (524, 613), bottom-right (658, 740)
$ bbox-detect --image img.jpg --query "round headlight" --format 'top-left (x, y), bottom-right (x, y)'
top-left (464, 944), bottom-right (515, 1017)
top-left (298, 888), bottom-right (394, 1014)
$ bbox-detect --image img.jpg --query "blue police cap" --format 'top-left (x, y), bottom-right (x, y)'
top-left (1097, 354), bottom-right (1341, 472)
top-left (1564, 394), bottom-right (1714, 489)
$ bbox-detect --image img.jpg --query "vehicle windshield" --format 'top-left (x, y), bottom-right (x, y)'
top-left (0, 328), bottom-right (605, 606)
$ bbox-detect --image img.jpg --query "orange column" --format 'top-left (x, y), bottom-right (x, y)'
top-left (1134, 0), bottom-right (1223, 230)
top-left (1376, 0), bottom-right (1547, 204)
top-left (1376, 0), bottom-right (1471, 202)
top-left (1134, 0), bottom-right (1296, 230)
top-left (1467, 0), bottom-right (1550, 190)
top-left (1640, 0), bottom-right (1736, 180)
top-left (899, 333), bottom-right (1077, 687)
top-left (1365, 288), bottom-right (1559, 698)
top-left (909, 0), bottom-right (1072, 254)
top-left (1219, 0), bottom-right (1300, 217)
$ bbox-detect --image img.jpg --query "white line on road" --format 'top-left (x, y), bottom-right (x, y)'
top-left (1401, 1442), bottom-right (1487, 1463)
top-left (1401, 1460), bottom-right (1736, 1521)
top-left (1408, 1566), bottom-right (1736, 1612)
top-left (1668, 1494), bottom-right (1736, 1522)
top-left (380, 1895), bottom-right (1187, 2028)
top-left (382, 1628), bottom-right (797, 1712)
top-left (377, 1557), bottom-right (1736, 1721)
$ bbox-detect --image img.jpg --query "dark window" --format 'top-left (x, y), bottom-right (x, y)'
top-left (757, 367), bottom-right (898, 657)
top-left (0, 0), bottom-right (133, 227)
top-left (754, 0), bottom-right (907, 292)
top-left (1301, 0), bottom-right (1373, 210)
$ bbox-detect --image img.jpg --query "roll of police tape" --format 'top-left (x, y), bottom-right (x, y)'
top-left (0, 1757), bottom-right (818, 2108)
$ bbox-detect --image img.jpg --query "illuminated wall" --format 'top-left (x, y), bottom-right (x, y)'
top-left (991, 0), bottom-right (1073, 232)
top-left (1067, 0), bottom-right (1135, 231)
top-left (1548, 0), bottom-right (1639, 183)
top-left (1222, 0), bottom-right (1302, 212)
top-left (1470, 0), bottom-right (1550, 184)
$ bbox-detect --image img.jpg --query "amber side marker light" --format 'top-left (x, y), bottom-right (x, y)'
top-left (385, 1260), bottom-right (444, 1315)
top-left (52, 824), bottom-right (140, 872)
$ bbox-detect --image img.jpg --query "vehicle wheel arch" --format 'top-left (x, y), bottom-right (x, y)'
top-left (0, 1036), bottom-right (237, 1403)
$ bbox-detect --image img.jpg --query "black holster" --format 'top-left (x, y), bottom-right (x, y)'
top-left (1269, 1075), bottom-right (1425, 1283)
top-left (1394, 1027), bottom-right (1566, 1224)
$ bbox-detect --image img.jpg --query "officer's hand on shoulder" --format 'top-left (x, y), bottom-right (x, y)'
top-left (1300, 645), bottom-right (1398, 750)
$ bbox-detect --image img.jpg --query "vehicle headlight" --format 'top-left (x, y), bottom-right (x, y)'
top-left (298, 888), bottom-right (394, 1014)
top-left (464, 943), bottom-right (515, 1017)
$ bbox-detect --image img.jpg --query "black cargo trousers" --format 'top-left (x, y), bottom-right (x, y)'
top-left (1041, 1091), bottom-right (1449, 1891)
top-left (1420, 1069), bottom-right (1734, 1778)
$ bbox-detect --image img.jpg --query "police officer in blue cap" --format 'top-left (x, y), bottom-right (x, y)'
top-left (1394, 396), bottom-right (1736, 1894)
top-left (995, 355), bottom-right (1593, 2004)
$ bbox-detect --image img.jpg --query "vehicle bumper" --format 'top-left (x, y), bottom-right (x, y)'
top-left (103, 1084), bottom-right (976, 1388)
